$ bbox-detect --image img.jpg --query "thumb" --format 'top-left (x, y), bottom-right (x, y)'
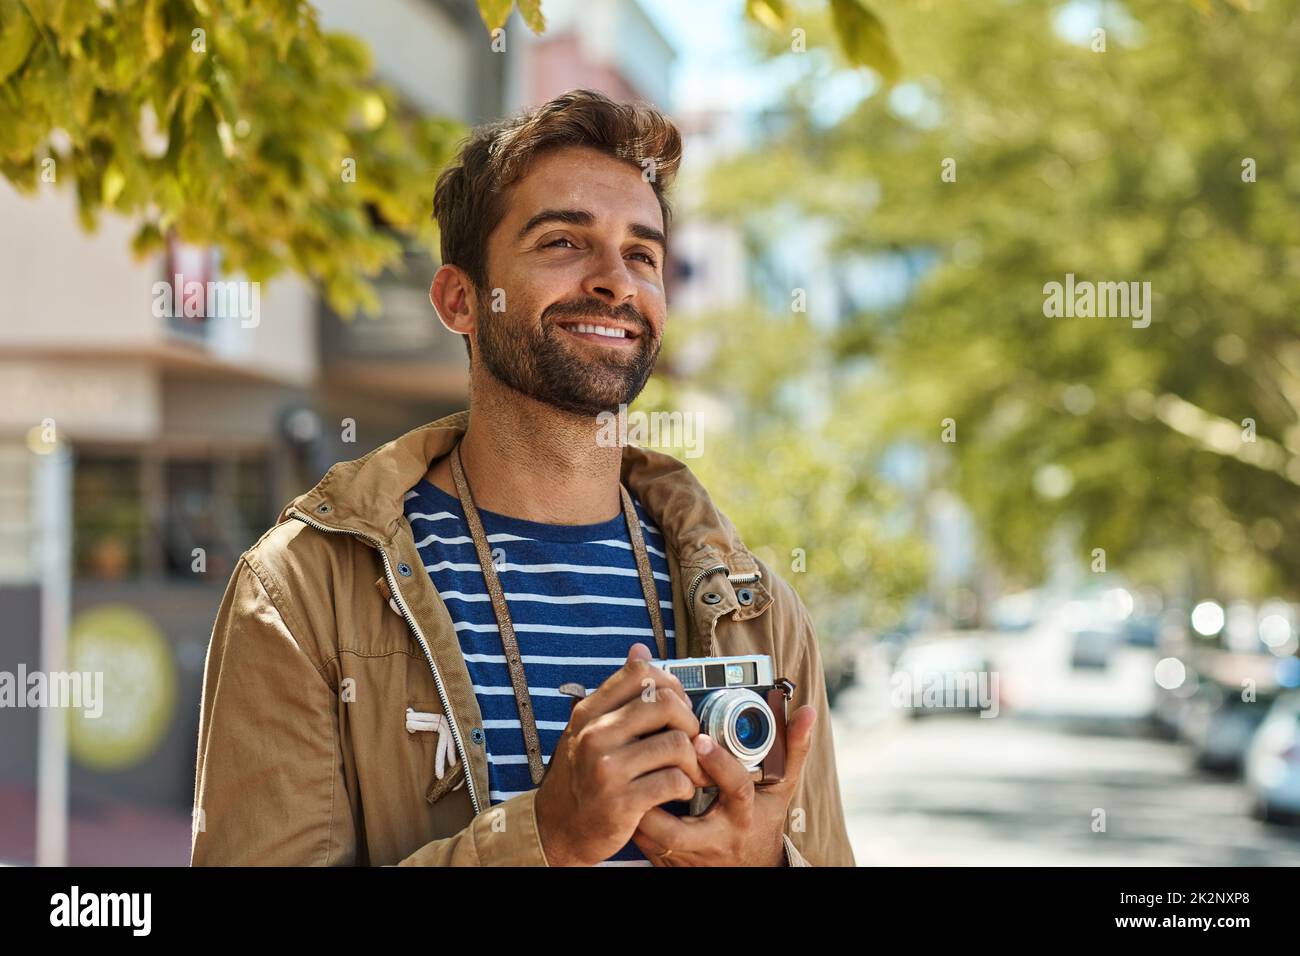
top-left (627, 642), bottom-right (653, 663)
top-left (782, 705), bottom-right (817, 785)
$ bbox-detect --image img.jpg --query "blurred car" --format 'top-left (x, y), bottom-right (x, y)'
top-left (1152, 665), bottom-right (1200, 740)
top-left (1070, 626), bottom-right (1120, 669)
top-left (1182, 681), bottom-right (1275, 773)
top-left (893, 636), bottom-right (997, 719)
top-left (1245, 690), bottom-right (1300, 823)
top-left (822, 644), bottom-right (858, 710)
top-left (991, 589), bottom-right (1041, 632)
top-left (1122, 614), bottom-right (1160, 647)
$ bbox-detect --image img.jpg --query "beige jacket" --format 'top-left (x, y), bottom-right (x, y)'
top-left (190, 410), bottom-right (856, 866)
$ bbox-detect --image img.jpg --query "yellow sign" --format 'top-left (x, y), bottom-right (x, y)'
top-left (68, 605), bottom-right (176, 771)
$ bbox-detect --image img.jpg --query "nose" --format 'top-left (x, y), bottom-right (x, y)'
top-left (581, 245), bottom-right (637, 305)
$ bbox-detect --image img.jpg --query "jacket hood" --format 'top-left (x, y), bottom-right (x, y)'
top-left (280, 409), bottom-right (766, 580)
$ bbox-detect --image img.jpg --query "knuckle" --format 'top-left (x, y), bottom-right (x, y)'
top-left (590, 752), bottom-right (614, 789)
top-left (672, 769), bottom-right (694, 801)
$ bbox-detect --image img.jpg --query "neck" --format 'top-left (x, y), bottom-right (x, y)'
top-left (437, 375), bottom-right (625, 525)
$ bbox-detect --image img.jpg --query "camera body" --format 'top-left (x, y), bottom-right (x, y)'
top-left (648, 654), bottom-right (795, 788)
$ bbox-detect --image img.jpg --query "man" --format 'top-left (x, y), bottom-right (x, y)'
top-left (191, 89), bottom-right (855, 867)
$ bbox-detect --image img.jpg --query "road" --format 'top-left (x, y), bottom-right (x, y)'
top-left (828, 632), bottom-right (1300, 866)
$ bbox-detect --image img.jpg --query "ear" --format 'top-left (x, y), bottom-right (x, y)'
top-left (430, 264), bottom-right (478, 340)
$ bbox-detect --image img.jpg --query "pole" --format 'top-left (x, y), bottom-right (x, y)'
top-left (35, 438), bottom-right (72, 867)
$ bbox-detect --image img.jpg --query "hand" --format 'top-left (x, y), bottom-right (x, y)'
top-left (630, 704), bottom-right (817, 866)
top-left (534, 643), bottom-right (714, 867)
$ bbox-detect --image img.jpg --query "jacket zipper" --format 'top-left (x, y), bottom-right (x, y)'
top-left (686, 563), bottom-right (730, 606)
top-left (287, 508), bottom-right (482, 816)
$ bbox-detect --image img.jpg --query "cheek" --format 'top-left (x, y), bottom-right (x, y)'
top-left (641, 286), bottom-right (668, 330)
top-left (520, 265), bottom-right (587, 314)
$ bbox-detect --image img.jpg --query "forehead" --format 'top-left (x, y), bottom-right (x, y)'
top-left (499, 144), bottom-right (663, 232)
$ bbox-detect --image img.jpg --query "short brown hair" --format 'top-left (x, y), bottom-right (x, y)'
top-left (433, 89), bottom-right (682, 356)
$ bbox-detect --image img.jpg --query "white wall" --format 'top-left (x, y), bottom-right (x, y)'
top-left (313, 0), bottom-right (476, 119)
top-left (0, 358), bottom-right (160, 442)
top-left (0, 180), bottom-right (160, 350)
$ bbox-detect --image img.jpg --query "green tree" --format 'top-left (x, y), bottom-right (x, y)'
top-left (709, 0), bottom-right (1299, 600)
top-left (0, 0), bottom-right (466, 315)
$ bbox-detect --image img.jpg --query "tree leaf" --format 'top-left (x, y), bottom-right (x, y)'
top-left (517, 0), bottom-right (545, 34)
top-left (829, 0), bottom-right (900, 83)
top-left (745, 0), bottom-right (789, 33)
top-left (0, 0), bottom-right (38, 84)
top-left (476, 0), bottom-right (514, 32)
top-left (142, 0), bottom-right (166, 63)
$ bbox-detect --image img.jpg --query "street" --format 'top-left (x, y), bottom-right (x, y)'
top-left (830, 631), bottom-right (1300, 866)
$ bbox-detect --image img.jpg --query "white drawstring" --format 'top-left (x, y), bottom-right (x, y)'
top-left (406, 707), bottom-right (462, 786)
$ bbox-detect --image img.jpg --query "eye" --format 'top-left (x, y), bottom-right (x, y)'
top-left (543, 237), bottom-right (576, 249)
top-left (627, 250), bottom-right (658, 267)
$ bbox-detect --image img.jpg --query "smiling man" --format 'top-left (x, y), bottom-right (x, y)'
top-left (191, 90), bottom-right (855, 867)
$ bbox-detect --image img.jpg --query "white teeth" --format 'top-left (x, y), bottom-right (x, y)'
top-left (566, 322), bottom-right (627, 338)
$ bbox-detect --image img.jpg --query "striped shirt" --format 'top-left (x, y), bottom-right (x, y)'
top-left (402, 476), bottom-right (688, 865)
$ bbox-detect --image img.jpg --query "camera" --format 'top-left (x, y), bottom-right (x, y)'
top-left (648, 654), bottom-right (795, 786)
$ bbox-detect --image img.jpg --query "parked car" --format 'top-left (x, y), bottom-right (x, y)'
top-left (991, 589), bottom-right (1041, 632)
top-left (1182, 682), bottom-right (1276, 773)
top-left (1245, 690), bottom-right (1300, 823)
top-left (822, 644), bottom-right (858, 710)
top-left (1123, 614), bottom-right (1160, 647)
top-left (1070, 626), bottom-right (1120, 669)
top-left (893, 636), bottom-right (997, 719)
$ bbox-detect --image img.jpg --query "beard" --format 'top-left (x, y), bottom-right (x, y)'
top-left (473, 287), bottom-right (661, 418)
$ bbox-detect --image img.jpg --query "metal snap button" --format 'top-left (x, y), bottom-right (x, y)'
top-left (317, 503), bottom-right (331, 513)
top-left (702, 592), bottom-right (722, 605)
top-left (737, 588), bottom-right (753, 606)
top-left (471, 727), bottom-right (485, 744)
top-left (397, 563), bottom-right (412, 576)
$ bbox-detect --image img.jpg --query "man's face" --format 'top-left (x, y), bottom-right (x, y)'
top-left (473, 144), bottom-right (668, 418)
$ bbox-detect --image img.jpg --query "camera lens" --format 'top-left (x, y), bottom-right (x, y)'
top-left (697, 688), bottom-right (776, 770)
top-left (735, 706), bottom-right (769, 749)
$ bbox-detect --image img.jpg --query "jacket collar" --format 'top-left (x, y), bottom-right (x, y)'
top-left (281, 409), bottom-right (767, 585)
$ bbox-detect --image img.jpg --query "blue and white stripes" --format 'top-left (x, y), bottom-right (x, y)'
top-left (403, 478), bottom-right (686, 865)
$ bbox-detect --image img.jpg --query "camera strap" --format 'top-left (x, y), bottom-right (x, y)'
top-left (448, 441), bottom-right (668, 786)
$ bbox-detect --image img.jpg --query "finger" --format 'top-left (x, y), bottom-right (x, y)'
top-left (626, 766), bottom-right (697, 814)
top-left (577, 646), bottom-right (689, 719)
top-left (634, 804), bottom-right (703, 849)
top-left (600, 689), bottom-right (699, 743)
top-left (693, 733), bottom-right (755, 804)
top-left (630, 828), bottom-right (669, 865)
top-left (615, 729), bottom-right (712, 788)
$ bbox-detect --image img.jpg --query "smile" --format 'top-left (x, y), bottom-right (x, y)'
top-left (557, 321), bottom-right (640, 346)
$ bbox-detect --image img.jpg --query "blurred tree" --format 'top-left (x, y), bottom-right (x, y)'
top-left (0, 0), bottom-right (466, 316)
top-left (707, 0), bottom-right (1299, 599)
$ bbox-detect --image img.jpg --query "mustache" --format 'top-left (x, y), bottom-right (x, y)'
top-left (542, 297), bottom-right (650, 337)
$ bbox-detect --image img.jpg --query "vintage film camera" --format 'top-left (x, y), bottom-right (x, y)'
top-left (648, 654), bottom-right (796, 800)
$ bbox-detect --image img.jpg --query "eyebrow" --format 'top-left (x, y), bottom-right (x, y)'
top-left (518, 208), bottom-right (666, 253)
